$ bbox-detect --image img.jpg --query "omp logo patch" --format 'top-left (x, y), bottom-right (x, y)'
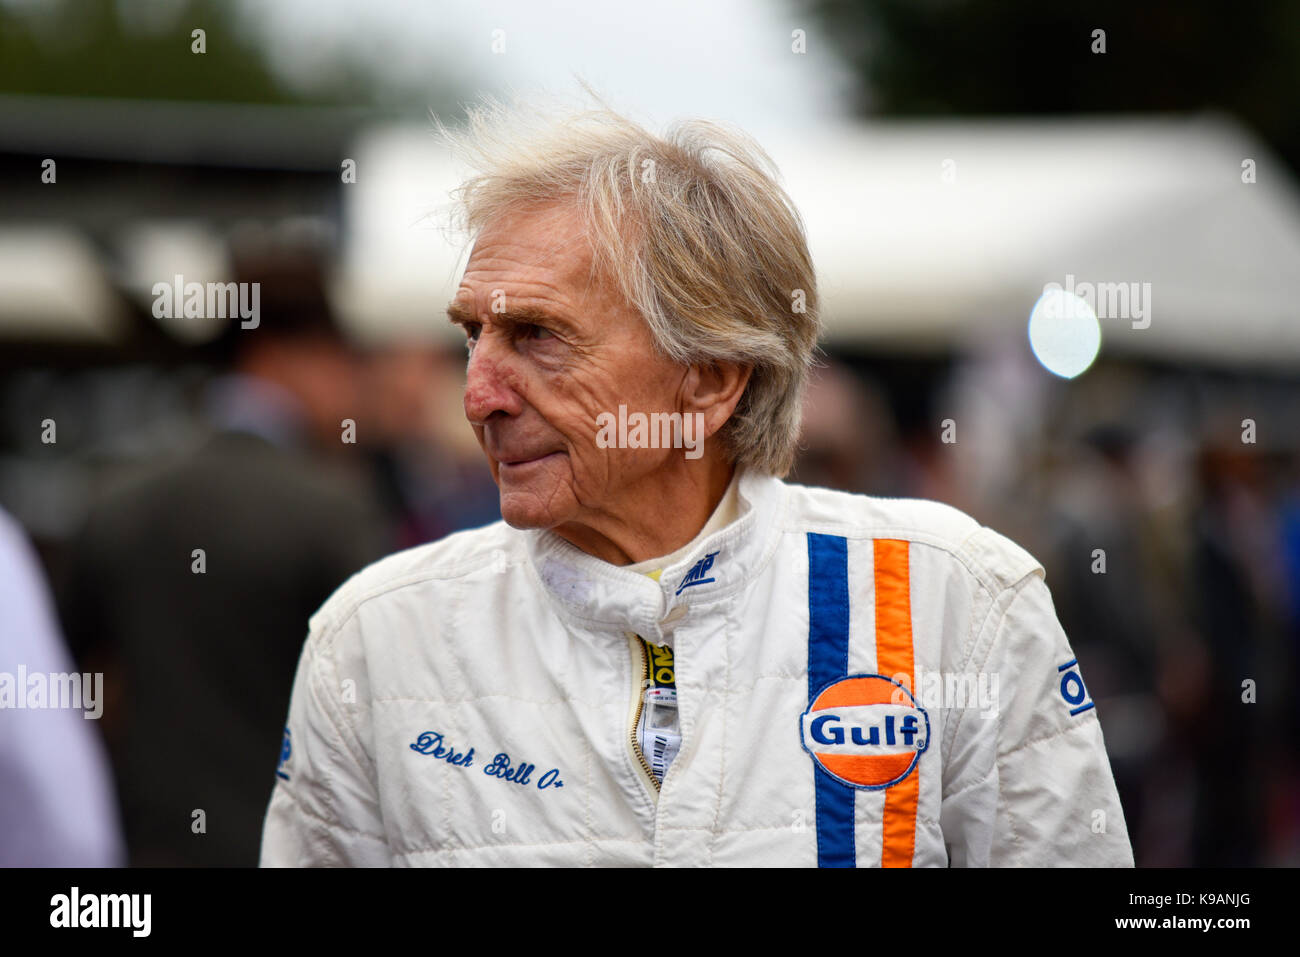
top-left (276, 726), bottom-right (291, 781)
top-left (1057, 658), bottom-right (1095, 715)
top-left (800, 674), bottom-right (930, 790)
top-left (675, 551), bottom-right (718, 594)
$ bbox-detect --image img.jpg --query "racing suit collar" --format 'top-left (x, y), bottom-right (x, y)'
top-left (523, 467), bottom-right (787, 644)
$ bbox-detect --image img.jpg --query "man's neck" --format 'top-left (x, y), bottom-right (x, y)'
top-left (552, 456), bottom-right (736, 566)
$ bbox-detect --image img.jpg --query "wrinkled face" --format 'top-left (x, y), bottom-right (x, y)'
top-left (448, 201), bottom-right (690, 532)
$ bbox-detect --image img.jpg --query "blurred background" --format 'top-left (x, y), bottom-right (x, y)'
top-left (1, 0), bottom-right (1297, 866)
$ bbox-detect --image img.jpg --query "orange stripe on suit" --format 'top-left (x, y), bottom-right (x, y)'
top-left (874, 538), bottom-right (918, 867)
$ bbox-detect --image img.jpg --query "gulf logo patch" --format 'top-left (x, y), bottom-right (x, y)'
top-left (800, 674), bottom-right (930, 790)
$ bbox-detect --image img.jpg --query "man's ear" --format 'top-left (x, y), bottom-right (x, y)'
top-left (682, 361), bottom-right (753, 438)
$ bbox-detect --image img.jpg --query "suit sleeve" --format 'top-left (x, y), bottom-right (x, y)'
top-left (260, 623), bottom-right (391, 867)
top-left (939, 570), bottom-right (1135, 867)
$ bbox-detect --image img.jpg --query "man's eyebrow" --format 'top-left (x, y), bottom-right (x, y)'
top-left (446, 301), bottom-right (476, 326)
top-left (445, 300), bottom-right (574, 330)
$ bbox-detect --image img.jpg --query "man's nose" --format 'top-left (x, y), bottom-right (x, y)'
top-left (463, 335), bottom-right (523, 425)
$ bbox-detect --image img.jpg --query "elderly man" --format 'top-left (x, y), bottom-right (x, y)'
top-left (260, 101), bottom-right (1134, 867)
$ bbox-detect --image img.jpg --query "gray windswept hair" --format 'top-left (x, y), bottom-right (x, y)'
top-left (435, 91), bottom-right (821, 477)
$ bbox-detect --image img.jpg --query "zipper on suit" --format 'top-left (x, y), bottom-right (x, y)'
top-left (625, 632), bottom-right (660, 797)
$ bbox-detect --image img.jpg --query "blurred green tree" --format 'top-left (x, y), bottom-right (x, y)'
top-left (0, 0), bottom-right (463, 113)
top-left (803, 0), bottom-right (1300, 174)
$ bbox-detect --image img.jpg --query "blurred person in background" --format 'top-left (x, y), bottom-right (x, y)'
top-left (788, 360), bottom-right (901, 497)
top-left (58, 232), bottom-right (388, 866)
top-left (0, 505), bottom-right (124, 866)
top-left (359, 344), bottom-right (500, 549)
top-left (1277, 468), bottom-right (1300, 863)
top-left (1181, 429), bottom-right (1277, 866)
top-left (1036, 421), bottom-right (1191, 865)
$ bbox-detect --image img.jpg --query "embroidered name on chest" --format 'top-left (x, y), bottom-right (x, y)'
top-left (409, 731), bottom-right (565, 792)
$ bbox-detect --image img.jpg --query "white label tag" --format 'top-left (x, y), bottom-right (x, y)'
top-left (638, 687), bottom-right (681, 783)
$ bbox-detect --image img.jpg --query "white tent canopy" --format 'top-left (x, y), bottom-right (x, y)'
top-left (339, 115), bottom-right (1300, 367)
top-left (0, 228), bottom-right (127, 343)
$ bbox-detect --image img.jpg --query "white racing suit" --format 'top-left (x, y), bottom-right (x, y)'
top-left (260, 469), bottom-right (1134, 866)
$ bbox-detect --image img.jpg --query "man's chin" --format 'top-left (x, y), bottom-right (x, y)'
top-left (499, 508), bottom-right (546, 530)
top-left (497, 490), bottom-right (568, 531)
top-left (493, 454), bottom-right (572, 529)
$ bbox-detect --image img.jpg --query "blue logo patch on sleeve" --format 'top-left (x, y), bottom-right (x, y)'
top-left (276, 726), bottom-right (292, 780)
top-left (1057, 659), bottom-right (1094, 715)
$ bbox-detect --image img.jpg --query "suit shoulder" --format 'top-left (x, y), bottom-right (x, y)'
top-left (306, 520), bottom-right (517, 638)
top-left (781, 482), bottom-right (1044, 595)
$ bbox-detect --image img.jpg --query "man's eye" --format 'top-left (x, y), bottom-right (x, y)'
top-left (524, 324), bottom-right (555, 341)
top-left (462, 324), bottom-right (480, 355)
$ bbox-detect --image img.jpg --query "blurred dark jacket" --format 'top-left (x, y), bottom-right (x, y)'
top-left (60, 401), bottom-right (387, 866)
